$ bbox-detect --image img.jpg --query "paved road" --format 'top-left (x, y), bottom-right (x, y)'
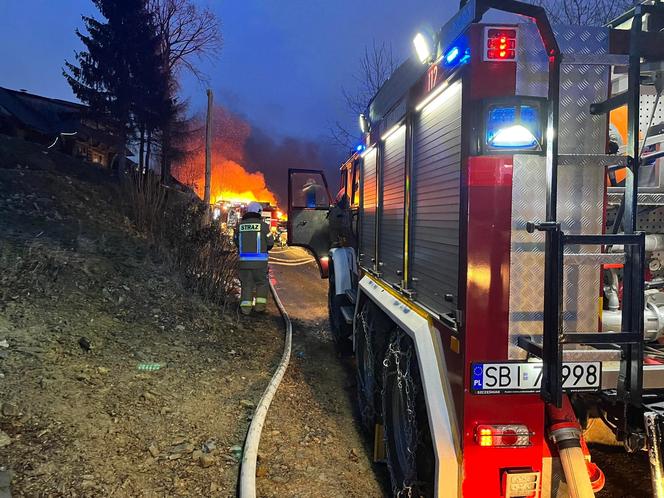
top-left (265, 246), bottom-right (654, 497)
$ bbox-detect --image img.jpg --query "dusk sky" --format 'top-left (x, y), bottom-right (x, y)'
top-left (0, 0), bottom-right (457, 146)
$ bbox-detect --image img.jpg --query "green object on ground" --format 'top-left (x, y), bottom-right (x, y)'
top-left (230, 444), bottom-right (243, 459)
top-left (137, 363), bottom-right (162, 371)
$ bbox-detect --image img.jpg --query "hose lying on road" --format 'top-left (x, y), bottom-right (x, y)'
top-left (238, 278), bottom-right (293, 498)
top-left (268, 256), bottom-right (315, 266)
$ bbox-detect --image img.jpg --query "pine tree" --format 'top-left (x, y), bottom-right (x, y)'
top-left (64, 0), bottom-right (163, 172)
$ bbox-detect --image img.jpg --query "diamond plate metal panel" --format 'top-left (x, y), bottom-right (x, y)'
top-left (516, 25), bottom-right (611, 154)
top-left (509, 156), bottom-right (604, 359)
top-left (564, 253), bottom-right (624, 266)
top-left (556, 25), bottom-right (610, 155)
top-left (554, 25), bottom-right (609, 56)
top-left (559, 64), bottom-right (610, 154)
top-left (509, 25), bottom-right (611, 358)
top-left (515, 23), bottom-right (548, 98)
top-left (508, 154), bottom-right (545, 355)
top-left (608, 192), bottom-right (664, 206)
top-left (559, 154), bottom-right (628, 167)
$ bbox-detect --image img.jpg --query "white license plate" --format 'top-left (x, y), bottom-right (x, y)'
top-left (471, 361), bottom-right (601, 394)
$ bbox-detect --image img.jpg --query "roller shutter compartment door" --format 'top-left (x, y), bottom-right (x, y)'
top-left (410, 82), bottom-right (462, 316)
top-left (378, 125), bottom-right (406, 286)
top-left (359, 147), bottom-right (378, 271)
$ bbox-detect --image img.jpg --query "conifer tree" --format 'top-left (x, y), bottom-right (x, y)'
top-left (64, 0), bottom-right (163, 172)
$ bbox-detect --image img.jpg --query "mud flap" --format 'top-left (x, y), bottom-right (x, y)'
top-left (329, 246), bottom-right (356, 295)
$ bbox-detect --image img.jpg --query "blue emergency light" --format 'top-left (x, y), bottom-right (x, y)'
top-left (485, 103), bottom-right (542, 151)
top-left (445, 46), bottom-right (460, 64)
top-left (443, 44), bottom-right (470, 68)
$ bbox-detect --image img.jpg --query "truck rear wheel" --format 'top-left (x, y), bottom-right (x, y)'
top-left (356, 301), bottom-right (390, 433)
top-left (382, 329), bottom-right (435, 498)
top-left (328, 262), bottom-right (352, 351)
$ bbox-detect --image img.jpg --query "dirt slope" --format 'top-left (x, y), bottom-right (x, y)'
top-left (0, 135), bottom-right (283, 497)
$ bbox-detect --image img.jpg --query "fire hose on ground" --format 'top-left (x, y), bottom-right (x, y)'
top-left (238, 278), bottom-right (292, 498)
top-left (268, 256), bottom-right (315, 266)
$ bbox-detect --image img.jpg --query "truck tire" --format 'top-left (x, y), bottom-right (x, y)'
top-left (382, 329), bottom-right (435, 498)
top-left (328, 262), bottom-right (352, 351)
top-left (356, 301), bottom-right (390, 433)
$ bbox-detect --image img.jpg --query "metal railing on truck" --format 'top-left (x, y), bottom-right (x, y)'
top-left (513, 2), bottom-right (664, 419)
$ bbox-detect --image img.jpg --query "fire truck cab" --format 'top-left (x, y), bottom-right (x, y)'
top-left (288, 1), bottom-right (664, 496)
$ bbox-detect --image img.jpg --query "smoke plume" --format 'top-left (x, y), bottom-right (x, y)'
top-left (173, 105), bottom-right (341, 207)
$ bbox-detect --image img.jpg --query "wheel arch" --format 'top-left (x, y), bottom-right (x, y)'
top-left (357, 275), bottom-right (461, 498)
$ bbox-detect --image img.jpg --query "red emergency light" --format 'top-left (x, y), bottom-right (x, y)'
top-left (484, 27), bottom-right (517, 61)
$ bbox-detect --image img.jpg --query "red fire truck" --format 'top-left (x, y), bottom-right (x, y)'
top-left (288, 1), bottom-right (664, 496)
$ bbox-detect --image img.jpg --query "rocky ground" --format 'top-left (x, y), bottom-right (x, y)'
top-left (0, 135), bottom-right (284, 497)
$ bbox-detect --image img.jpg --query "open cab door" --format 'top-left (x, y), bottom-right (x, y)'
top-left (287, 169), bottom-right (332, 278)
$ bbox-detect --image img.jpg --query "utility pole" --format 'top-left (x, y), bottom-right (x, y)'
top-left (204, 88), bottom-right (213, 206)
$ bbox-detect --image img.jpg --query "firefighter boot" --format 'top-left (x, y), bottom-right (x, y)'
top-left (239, 269), bottom-right (255, 315)
top-left (254, 268), bottom-right (269, 313)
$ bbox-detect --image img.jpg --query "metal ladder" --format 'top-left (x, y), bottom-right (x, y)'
top-left (520, 4), bottom-right (664, 410)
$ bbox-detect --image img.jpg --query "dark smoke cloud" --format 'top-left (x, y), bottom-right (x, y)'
top-left (243, 127), bottom-right (343, 206)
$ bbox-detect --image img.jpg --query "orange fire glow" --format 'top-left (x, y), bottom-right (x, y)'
top-left (173, 106), bottom-right (278, 206)
top-left (208, 160), bottom-right (276, 205)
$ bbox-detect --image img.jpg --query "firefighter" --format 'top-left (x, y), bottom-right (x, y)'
top-left (233, 202), bottom-right (274, 315)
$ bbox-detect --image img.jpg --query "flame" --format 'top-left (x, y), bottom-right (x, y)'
top-left (209, 159), bottom-right (276, 205)
top-left (173, 106), bottom-right (278, 206)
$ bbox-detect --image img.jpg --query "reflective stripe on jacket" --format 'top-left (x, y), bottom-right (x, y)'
top-left (234, 213), bottom-right (273, 264)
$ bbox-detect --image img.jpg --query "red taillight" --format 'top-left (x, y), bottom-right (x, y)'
top-left (475, 424), bottom-right (531, 447)
top-left (485, 27), bottom-right (517, 61)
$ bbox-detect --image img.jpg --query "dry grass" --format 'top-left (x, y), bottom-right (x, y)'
top-left (120, 169), bottom-right (167, 237)
top-left (120, 170), bottom-right (239, 309)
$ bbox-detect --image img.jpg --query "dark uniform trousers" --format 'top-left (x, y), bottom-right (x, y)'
top-left (239, 267), bottom-right (269, 311)
top-left (234, 214), bottom-right (273, 314)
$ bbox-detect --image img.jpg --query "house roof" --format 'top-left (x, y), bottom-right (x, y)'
top-left (0, 86), bottom-right (84, 136)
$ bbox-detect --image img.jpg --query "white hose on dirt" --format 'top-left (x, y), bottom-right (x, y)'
top-left (268, 257), bottom-right (315, 266)
top-left (238, 278), bottom-right (292, 498)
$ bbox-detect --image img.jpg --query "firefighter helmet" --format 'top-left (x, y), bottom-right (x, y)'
top-left (246, 201), bottom-right (263, 214)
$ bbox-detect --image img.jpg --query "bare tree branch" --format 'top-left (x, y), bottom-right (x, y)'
top-left (148, 0), bottom-right (223, 83)
top-left (533, 0), bottom-right (635, 25)
top-left (331, 40), bottom-right (396, 150)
